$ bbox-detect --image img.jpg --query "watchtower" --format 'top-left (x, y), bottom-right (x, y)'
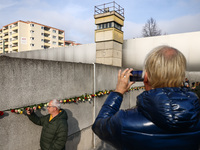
top-left (94, 1), bottom-right (124, 67)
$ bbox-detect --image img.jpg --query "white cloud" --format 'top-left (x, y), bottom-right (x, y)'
top-left (159, 13), bottom-right (200, 35)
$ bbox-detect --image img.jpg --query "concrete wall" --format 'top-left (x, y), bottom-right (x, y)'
top-left (6, 43), bottom-right (96, 64)
top-left (0, 56), bottom-right (144, 150)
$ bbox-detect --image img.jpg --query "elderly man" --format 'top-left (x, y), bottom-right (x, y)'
top-left (27, 99), bottom-right (68, 150)
top-left (92, 45), bottom-right (200, 150)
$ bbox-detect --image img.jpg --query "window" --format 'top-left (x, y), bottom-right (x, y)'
top-left (41, 33), bottom-right (44, 35)
top-left (53, 35), bottom-right (56, 39)
top-left (41, 26), bottom-right (44, 29)
top-left (10, 26), bottom-right (12, 29)
top-left (114, 22), bottom-right (121, 30)
top-left (41, 45), bottom-right (44, 48)
top-left (97, 22), bottom-right (122, 31)
top-left (10, 38), bottom-right (12, 41)
top-left (30, 44), bottom-right (34, 46)
top-left (53, 41), bottom-right (56, 45)
top-left (108, 22), bottom-right (112, 28)
top-left (30, 37), bottom-right (34, 40)
top-left (10, 45), bottom-right (12, 48)
top-left (30, 24), bottom-right (34, 27)
top-left (53, 30), bottom-right (56, 33)
top-left (104, 23), bottom-right (108, 28)
top-left (30, 30), bottom-right (34, 33)
top-left (41, 39), bottom-right (44, 41)
top-left (10, 32), bottom-right (12, 35)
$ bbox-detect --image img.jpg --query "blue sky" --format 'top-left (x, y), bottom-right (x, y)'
top-left (0, 0), bottom-right (200, 44)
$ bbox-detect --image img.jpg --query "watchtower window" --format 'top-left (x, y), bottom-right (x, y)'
top-left (114, 22), bottom-right (122, 30)
top-left (97, 22), bottom-right (122, 31)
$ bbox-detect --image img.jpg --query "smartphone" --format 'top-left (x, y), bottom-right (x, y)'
top-left (130, 71), bottom-right (143, 82)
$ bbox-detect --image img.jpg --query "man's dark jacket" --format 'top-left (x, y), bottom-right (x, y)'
top-left (28, 109), bottom-right (68, 150)
top-left (92, 87), bottom-right (200, 150)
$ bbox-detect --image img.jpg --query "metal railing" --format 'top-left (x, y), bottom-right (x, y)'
top-left (94, 1), bottom-right (124, 17)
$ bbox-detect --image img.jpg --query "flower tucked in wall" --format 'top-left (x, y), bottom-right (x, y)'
top-left (0, 87), bottom-right (144, 115)
top-left (0, 111), bottom-right (4, 116)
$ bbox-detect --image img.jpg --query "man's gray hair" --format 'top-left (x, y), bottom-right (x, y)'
top-left (51, 99), bottom-right (61, 110)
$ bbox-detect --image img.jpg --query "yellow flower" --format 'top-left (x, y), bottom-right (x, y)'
top-left (20, 111), bottom-right (23, 114)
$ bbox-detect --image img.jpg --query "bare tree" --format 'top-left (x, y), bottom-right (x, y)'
top-left (142, 18), bottom-right (162, 37)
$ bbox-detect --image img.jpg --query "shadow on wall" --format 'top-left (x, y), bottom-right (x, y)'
top-left (0, 111), bottom-right (9, 119)
top-left (64, 109), bottom-right (80, 150)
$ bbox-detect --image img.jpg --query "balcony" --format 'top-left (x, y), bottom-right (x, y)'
top-left (59, 30), bottom-right (64, 34)
top-left (44, 36), bottom-right (50, 41)
top-left (3, 36), bottom-right (9, 40)
top-left (12, 26), bottom-right (18, 30)
top-left (44, 30), bottom-right (50, 35)
top-left (58, 39), bottom-right (64, 43)
top-left (58, 42), bottom-right (64, 47)
top-left (3, 26), bottom-right (8, 33)
top-left (44, 42), bottom-right (50, 47)
top-left (12, 22), bottom-right (18, 28)
top-left (4, 47), bottom-right (9, 52)
top-left (44, 32), bottom-right (50, 36)
top-left (44, 39), bottom-right (50, 43)
top-left (58, 31), bottom-right (64, 37)
top-left (4, 41), bottom-right (9, 46)
top-left (12, 40), bottom-right (18, 44)
top-left (12, 29), bottom-right (18, 33)
top-left (58, 36), bottom-right (64, 40)
top-left (44, 27), bottom-right (50, 31)
top-left (12, 32), bottom-right (18, 37)
top-left (12, 46), bottom-right (18, 51)
top-left (58, 34), bottom-right (64, 38)
top-left (44, 45), bottom-right (50, 49)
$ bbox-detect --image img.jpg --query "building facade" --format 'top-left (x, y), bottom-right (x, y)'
top-left (0, 20), bottom-right (65, 53)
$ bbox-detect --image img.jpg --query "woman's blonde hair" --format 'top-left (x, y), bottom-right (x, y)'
top-left (144, 45), bottom-right (186, 88)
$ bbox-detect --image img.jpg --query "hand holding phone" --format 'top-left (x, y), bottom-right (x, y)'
top-left (130, 71), bottom-right (144, 82)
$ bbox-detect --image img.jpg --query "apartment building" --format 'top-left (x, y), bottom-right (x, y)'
top-left (0, 20), bottom-right (65, 53)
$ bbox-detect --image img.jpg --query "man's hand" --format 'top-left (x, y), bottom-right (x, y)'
top-left (115, 68), bottom-right (135, 95)
top-left (26, 107), bottom-right (33, 115)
